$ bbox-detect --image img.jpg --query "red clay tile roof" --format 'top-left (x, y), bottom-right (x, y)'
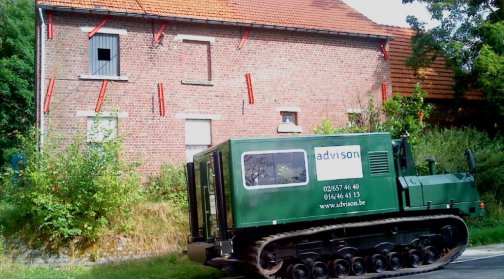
top-left (36, 0), bottom-right (390, 38)
top-left (385, 26), bottom-right (482, 100)
top-left (36, 0), bottom-right (240, 21)
top-left (227, 0), bottom-right (387, 36)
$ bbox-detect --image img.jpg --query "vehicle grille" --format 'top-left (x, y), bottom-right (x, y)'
top-left (368, 152), bottom-right (390, 175)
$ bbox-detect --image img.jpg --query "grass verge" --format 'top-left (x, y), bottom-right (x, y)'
top-left (467, 193), bottom-right (504, 246)
top-left (0, 199), bottom-right (224, 279)
top-left (0, 254), bottom-right (226, 279)
top-left (469, 222), bottom-right (504, 246)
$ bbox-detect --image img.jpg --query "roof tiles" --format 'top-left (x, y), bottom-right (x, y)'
top-left (36, 0), bottom-right (389, 37)
top-left (227, 0), bottom-right (387, 36)
top-left (385, 26), bottom-right (482, 100)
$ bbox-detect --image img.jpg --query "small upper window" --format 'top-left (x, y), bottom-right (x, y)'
top-left (277, 109), bottom-right (302, 133)
top-left (98, 48), bottom-right (111, 61)
top-left (89, 34), bottom-right (119, 76)
top-left (281, 111), bottom-right (297, 125)
top-left (348, 112), bottom-right (364, 128)
top-left (242, 150), bottom-right (308, 189)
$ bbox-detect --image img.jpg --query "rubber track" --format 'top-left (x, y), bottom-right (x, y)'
top-left (248, 214), bottom-right (468, 279)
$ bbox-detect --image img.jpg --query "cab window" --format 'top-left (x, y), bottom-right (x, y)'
top-left (242, 150), bottom-right (308, 189)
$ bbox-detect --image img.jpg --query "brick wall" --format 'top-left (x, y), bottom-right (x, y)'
top-left (39, 12), bottom-right (391, 176)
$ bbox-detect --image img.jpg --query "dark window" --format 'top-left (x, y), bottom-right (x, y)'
top-left (243, 151), bottom-right (307, 187)
top-left (89, 34), bottom-right (119, 76)
top-left (98, 48), bottom-right (111, 61)
top-left (281, 112), bottom-right (297, 124)
top-left (348, 112), bottom-right (364, 128)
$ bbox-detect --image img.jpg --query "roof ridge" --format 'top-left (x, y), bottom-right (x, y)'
top-left (380, 24), bottom-right (414, 29)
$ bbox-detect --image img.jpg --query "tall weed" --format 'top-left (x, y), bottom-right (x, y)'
top-left (146, 163), bottom-right (188, 210)
top-left (1, 129), bottom-right (142, 244)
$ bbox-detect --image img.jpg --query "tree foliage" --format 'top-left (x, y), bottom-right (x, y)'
top-left (403, 0), bottom-right (504, 115)
top-left (145, 163), bottom-right (188, 209)
top-left (0, 0), bottom-right (35, 166)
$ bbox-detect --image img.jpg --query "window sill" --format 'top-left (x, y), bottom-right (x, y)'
top-left (79, 75), bottom-right (129, 81)
top-left (181, 80), bottom-right (214, 86)
top-left (277, 124), bottom-right (302, 133)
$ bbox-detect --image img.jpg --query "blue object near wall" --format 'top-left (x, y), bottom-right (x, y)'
top-left (11, 155), bottom-right (26, 171)
top-left (10, 155), bottom-right (26, 185)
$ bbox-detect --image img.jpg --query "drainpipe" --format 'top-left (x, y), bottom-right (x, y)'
top-left (37, 8), bottom-right (45, 148)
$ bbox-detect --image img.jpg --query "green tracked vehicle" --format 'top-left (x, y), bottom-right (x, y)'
top-left (185, 133), bottom-right (484, 279)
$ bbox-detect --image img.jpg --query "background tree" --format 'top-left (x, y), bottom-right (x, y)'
top-left (403, 0), bottom-right (504, 118)
top-left (0, 0), bottom-right (35, 166)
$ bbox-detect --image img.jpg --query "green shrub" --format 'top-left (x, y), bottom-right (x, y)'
top-left (313, 118), bottom-right (354, 134)
top-left (414, 128), bottom-right (504, 200)
top-left (314, 83), bottom-right (432, 144)
top-left (382, 83), bottom-right (433, 144)
top-left (0, 201), bottom-right (23, 235)
top-left (1, 129), bottom-right (142, 244)
top-left (146, 163), bottom-right (188, 209)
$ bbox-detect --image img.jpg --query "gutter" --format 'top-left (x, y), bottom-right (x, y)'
top-left (37, 5), bottom-right (394, 40)
top-left (37, 8), bottom-right (45, 148)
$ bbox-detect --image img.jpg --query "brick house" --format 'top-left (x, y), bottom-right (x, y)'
top-left (35, 0), bottom-right (394, 175)
top-left (384, 26), bottom-right (485, 127)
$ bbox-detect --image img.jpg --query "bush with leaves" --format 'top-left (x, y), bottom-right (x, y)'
top-left (314, 83), bottom-right (432, 144)
top-left (382, 83), bottom-right (433, 144)
top-left (146, 163), bottom-right (188, 210)
top-left (414, 127), bottom-right (504, 201)
top-left (2, 129), bottom-right (142, 244)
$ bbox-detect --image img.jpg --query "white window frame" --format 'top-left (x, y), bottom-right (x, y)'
top-left (241, 149), bottom-right (309, 190)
